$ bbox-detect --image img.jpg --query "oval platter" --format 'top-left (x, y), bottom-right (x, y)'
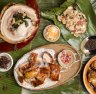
top-left (14, 44), bottom-right (81, 91)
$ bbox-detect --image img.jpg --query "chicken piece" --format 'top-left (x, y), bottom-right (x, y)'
top-left (16, 68), bottom-right (23, 77)
top-left (18, 62), bottom-right (30, 75)
top-left (36, 67), bottom-right (50, 81)
top-left (29, 53), bottom-right (38, 64)
top-left (24, 67), bottom-right (39, 79)
top-left (49, 62), bottom-right (60, 81)
top-left (18, 53), bottom-right (38, 74)
top-left (31, 67), bottom-right (50, 87)
top-left (42, 51), bottom-right (53, 63)
top-left (31, 78), bottom-right (44, 87)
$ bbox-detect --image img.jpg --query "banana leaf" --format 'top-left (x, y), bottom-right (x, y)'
top-left (41, 0), bottom-right (96, 50)
top-left (0, 0), bottom-right (95, 94)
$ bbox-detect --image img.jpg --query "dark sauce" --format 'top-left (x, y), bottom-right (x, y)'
top-left (85, 39), bottom-right (96, 51)
top-left (0, 56), bottom-right (10, 69)
top-left (85, 36), bottom-right (96, 55)
top-left (0, 0), bottom-right (40, 52)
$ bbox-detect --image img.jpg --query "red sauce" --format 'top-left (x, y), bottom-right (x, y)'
top-left (0, 0), bottom-right (40, 52)
top-left (60, 50), bottom-right (71, 64)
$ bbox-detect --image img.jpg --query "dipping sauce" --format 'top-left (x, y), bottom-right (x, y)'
top-left (58, 50), bottom-right (75, 68)
top-left (43, 25), bottom-right (60, 42)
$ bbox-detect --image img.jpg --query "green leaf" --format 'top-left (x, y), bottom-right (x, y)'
top-left (41, 0), bottom-right (96, 50)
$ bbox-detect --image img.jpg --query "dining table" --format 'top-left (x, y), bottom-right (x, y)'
top-left (0, 0), bottom-right (96, 94)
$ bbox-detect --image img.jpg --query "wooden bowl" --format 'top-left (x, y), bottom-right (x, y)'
top-left (83, 56), bottom-right (96, 94)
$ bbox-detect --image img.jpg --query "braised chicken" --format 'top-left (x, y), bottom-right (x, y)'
top-left (31, 78), bottom-right (44, 87)
top-left (24, 67), bottom-right (39, 79)
top-left (18, 62), bottom-right (30, 75)
top-left (17, 51), bottom-right (60, 87)
top-left (31, 67), bottom-right (50, 87)
top-left (49, 62), bottom-right (60, 81)
top-left (29, 53), bottom-right (38, 64)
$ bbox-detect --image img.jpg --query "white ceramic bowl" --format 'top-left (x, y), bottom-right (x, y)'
top-left (0, 53), bottom-right (13, 72)
top-left (43, 25), bottom-right (60, 42)
top-left (58, 50), bottom-right (76, 69)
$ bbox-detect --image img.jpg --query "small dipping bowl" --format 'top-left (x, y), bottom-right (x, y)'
top-left (58, 50), bottom-right (76, 69)
top-left (43, 25), bottom-right (60, 42)
top-left (81, 36), bottom-right (96, 55)
top-left (0, 53), bottom-right (13, 72)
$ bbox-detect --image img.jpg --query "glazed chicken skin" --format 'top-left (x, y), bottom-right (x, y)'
top-left (31, 67), bottom-right (50, 87)
top-left (17, 52), bottom-right (60, 87)
top-left (28, 52), bottom-right (38, 65)
top-left (18, 62), bottom-right (30, 76)
top-left (49, 62), bottom-right (60, 81)
top-left (17, 53), bottom-right (38, 76)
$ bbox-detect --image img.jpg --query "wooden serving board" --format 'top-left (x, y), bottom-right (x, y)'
top-left (14, 44), bottom-right (82, 91)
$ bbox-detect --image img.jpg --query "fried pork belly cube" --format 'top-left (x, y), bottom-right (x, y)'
top-left (29, 53), bottom-right (38, 64)
top-left (42, 51), bottom-right (53, 63)
top-left (49, 62), bottom-right (60, 81)
top-left (31, 67), bottom-right (50, 87)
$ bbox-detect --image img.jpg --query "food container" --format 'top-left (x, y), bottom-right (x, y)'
top-left (81, 36), bottom-right (96, 55)
top-left (0, 53), bottom-right (13, 72)
top-left (43, 25), bottom-right (60, 42)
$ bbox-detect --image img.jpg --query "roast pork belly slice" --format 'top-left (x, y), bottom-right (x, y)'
top-left (42, 51), bottom-right (53, 63)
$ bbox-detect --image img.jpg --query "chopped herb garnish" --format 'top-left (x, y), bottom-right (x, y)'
top-left (13, 13), bottom-right (23, 21)
top-left (24, 20), bottom-right (29, 27)
top-left (12, 24), bottom-right (19, 29)
top-left (24, 15), bottom-right (31, 19)
top-left (12, 12), bottom-right (30, 29)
